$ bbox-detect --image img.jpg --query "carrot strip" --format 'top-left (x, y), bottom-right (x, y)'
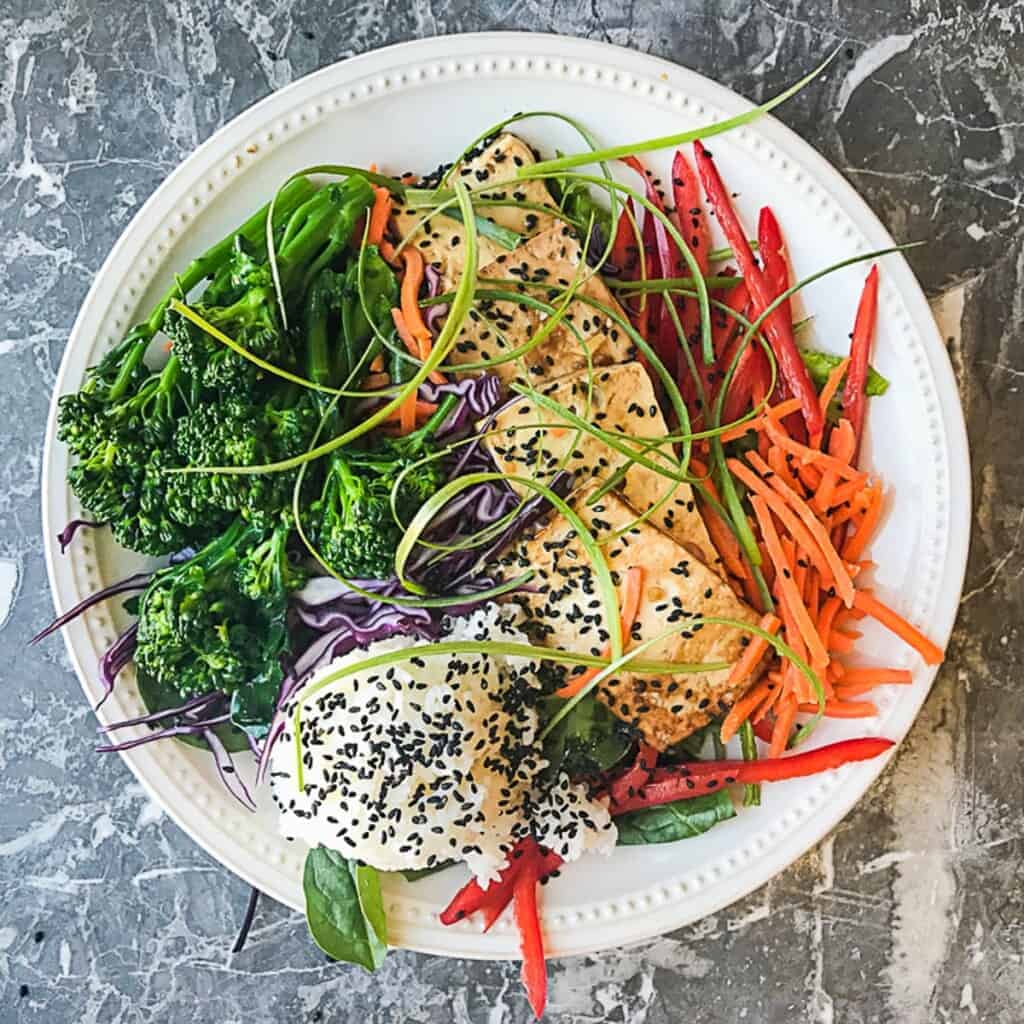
top-left (729, 456), bottom-right (837, 591)
top-left (362, 373), bottom-right (391, 390)
top-left (817, 358), bottom-right (850, 427)
top-left (752, 496), bottom-right (828, 671)
top-left (728, 614), bottom-right (781, 685)
top-left (769, 693), bottom-right (798, 757)
top-left (853, 591), bottom-right (944, 665)
top-left (742, 452), bottom-right (857, 607)
top-left (843, 485), bottom-right (884, 562)
top-left (829, 476), bottom-right (870, 510)
top-left (798, 699), bottom-right (878, 718)
top-left (392, 307), bottom-right (447, 387)
top-left (839, 667), bottom-right (913, 686)
top-left (768, 397), bottom-right (803, 420)
top-left (556, 568), bottom-right (644, 698)
top-left (827, 630), bottom-right (856, 654)
top-left (762, 411), bottom-right (866, 480)
top-left (720, 676), bottom-right (776, 745)
top-left (369, 353), bottom-right (385, 374)
top-left (766, 446), bottom-right (804, 495)
top-left (367, 186), bottom-right (392, 247)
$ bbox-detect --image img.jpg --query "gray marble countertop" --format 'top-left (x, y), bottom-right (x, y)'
top-left (2, 3), bottom-right (1021, 1022)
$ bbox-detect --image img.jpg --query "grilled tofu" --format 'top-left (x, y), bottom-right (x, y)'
top-left (446, 223), bottom-right (634, 385)
top-left (503, 486), bottom-right (760, 750)
top-left (484, 362), bottom-right (720, 573)
top-left (392, 133), bottom-right (558, 290)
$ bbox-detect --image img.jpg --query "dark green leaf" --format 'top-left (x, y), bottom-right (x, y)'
top-left (303, 847), bottom-right (389, 971)
top-left (136, 667), bottom-right (250, 754)
top-left (616, 790), bottom-right (736, 846)
top-left (540, 693), bottom-right (633, 782)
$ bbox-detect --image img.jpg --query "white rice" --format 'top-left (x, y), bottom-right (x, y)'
top-left (270, 603), bottom-right (616, 881)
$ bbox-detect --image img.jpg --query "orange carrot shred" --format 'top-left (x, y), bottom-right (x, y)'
top-left (853, 591), bottom-right (944, 665)
top-left (367, 186), bottom-right (392, 247)
top-left (770, 693), bottom-right (799, 757)
top-left (752, 495), bottom-right (829, 672)
top-left (798, 698), bottom-right (878, 718)
top-left (843, 485), bottom-right (884, 562)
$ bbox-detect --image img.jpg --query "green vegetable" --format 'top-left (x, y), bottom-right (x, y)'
top-left (308, 396), bottom-right (455, 580)
top-left (800, 348), bottom-right (889, 407)
top-left (441, 206), bottom-right (522, 250)
top-left (615, 790), bottom-right (736, 846)
top-left (134, 516), bottom-right (294, 711)
top-left (166, 177), bottom-right (374, 397)
top-left (303, 847), bottom-right (389, 971)
top-left (135, 666), bottom-right (251, 754)
top-left (540, 692), bottom-right (633, 782)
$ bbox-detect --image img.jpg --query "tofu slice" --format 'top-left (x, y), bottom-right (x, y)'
top-left (503, 487), bottom-right (760, 750)
top-left (447, 223), bottom-right (635, 385)
top-left (484, 363), bottom-right (721, 572)
top-left (391, 133), bottom-right (558, 290)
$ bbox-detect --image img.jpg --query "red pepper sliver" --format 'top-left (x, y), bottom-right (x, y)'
top-left (608, 737), bottom-right (895, 814)
top-left (841, 264), bottom-right (880, 459)
top-left (514, 845), bottom-right (548, 1020)
top-left (693, 141), bottom-right (822, 437)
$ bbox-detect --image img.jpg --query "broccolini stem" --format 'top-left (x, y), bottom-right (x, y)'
top-left (303, 271), bottom-right (335, 388)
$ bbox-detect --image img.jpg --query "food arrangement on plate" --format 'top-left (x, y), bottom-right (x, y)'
top-left (38, 63), bottom-right (946, 1017)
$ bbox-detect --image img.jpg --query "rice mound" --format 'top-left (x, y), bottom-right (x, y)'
top-left (270, 603), bottom-right (616, 881)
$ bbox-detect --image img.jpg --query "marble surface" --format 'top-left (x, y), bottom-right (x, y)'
top-left (2, 2), bottom-right (1022, 1022)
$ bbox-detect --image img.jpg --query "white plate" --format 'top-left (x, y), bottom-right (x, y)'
top-left (42, 33), bottom-right (970, 959)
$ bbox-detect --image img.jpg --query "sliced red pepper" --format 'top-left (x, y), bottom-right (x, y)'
top-left (609, 204), bottom-right (640, 280)
top-left (608, 737), bottom-right (894, 814)
top-left (439, 838), bottom-right (562, 929)
top-left (693, 141), bottom-right (823, 438)
top-left (841, 264), bottom-right (880, 459)
top-left (757, 207), bottom-right (792, 326)
top-left (672, 148), bottom-right (711, 350)
top-left (607, 741), bottom-right (659, 806)
top-left (514, 842), bottom-right (548, 1020)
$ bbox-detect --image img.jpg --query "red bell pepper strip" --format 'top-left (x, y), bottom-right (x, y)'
top-left (841, 264), bottom-right (880, 459)
top-left (607, 737), bottom-right (894, 814)
top-left (514, 843), bottom-right (548, 1020)
top-left (439, 838), bottom-right (562, 928)
top-left (672, 148), bottom-right (711, 349)
top-left (757, 207), bottom-right (792, 326)
top-left (609, 204), bottom-right (641, 280)
top-left (693, 141), bottom-right (823, 438)
top-left (607, 742), bottom-right (658, 806)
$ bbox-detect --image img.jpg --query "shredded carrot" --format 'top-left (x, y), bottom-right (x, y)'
top-left (766, 445), bottom-right (804, 495)
top-left (367, 186), bottom-right (392, 247)
top-left (768, 397), bottom-right (803, 420)
top-left (798, 699), bottom-right (878, 718)
top-left (392, 307), bottom-right (447, 387)
top-left (752, 495), bottom-right (829, 672)
top-left (556, 567), bottom-right (645, 699)
top-left (362, 372), bottom-right (391, 390)
top-left (369, 354), bottom-right (385, 374)
top-left (829, 475), bottom-right (870, 510)
top-left (843, 484), bottom-right (884, 562)
top-left (770, 693), bottom-right (799, 757)
top-left (817, 358), bottom-right (850, 427)
top-left (763, 411), bottom-right (865, 480)
top-left (381, 399), bottom-right (438, 424)
top-left (719, 614), bottom-right (782, 742)
top-left (853, 591), bottom-right (944, 665)
top-left (743, 452), bottom-right (857, 607)
top-left (720, 676), bottom-right (776, 745)
top-left (827, 630), bottom-right (857, 654)
top-left (840, 667), bottom-right (912, 686)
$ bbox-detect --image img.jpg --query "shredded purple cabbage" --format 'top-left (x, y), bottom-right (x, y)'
top-left (57, 519), bottom-right (105, 554)
top-left (95, 623), bottom-right (138, 709)
top-left (204, 727), bottom-right (257, 811)
top-left (422, 264), bottom-right (448, 336)
top-left (31, 571), bottom-right (152, 646)
top-left (419, 374), bottom-right (503, 437)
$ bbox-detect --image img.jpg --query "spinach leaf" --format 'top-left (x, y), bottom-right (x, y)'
top-left (303, 847), bottom-right (389, 971)
top-left (136, 667), bottom-right (250, 754)
top-left (540, 693), bottom-right (633, 782)
top-left (615, 790), bottom-right (736, 846)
